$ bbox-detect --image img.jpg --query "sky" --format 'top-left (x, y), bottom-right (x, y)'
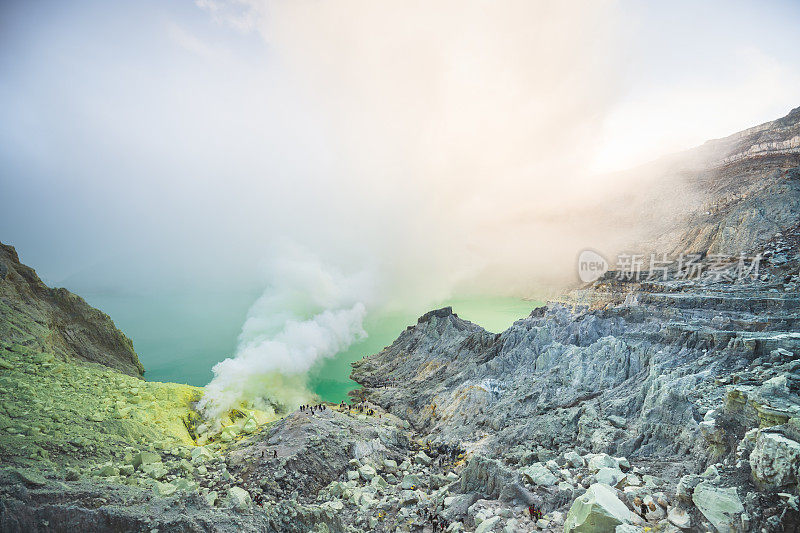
top-left (1, 0), bottom-right (799, 289)
top-left (1, 1), bottom-right (799, 413)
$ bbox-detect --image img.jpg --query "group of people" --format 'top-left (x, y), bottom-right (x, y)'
top-left (300, 404), bottom-right (327, 414)
top-left (338, 399), bottom-right (378, 416)
top-left (409, 441), bottom-right (466, 469)
top-left (528, 504), bottom-right (543, 520)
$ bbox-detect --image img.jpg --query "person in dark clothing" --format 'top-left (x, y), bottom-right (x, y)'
top-left (273, 450), bottom-right (278, 458)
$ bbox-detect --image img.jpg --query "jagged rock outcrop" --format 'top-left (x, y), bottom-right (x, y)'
top-left (0, 242), bottom-right (143, 377)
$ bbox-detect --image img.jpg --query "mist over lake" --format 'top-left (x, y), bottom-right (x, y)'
top-left (81, 288), bottom-right (541, 403)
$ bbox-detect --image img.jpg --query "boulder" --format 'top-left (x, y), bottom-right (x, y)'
top-left (750, 431), bottom-right (800, 490)
top-left (399, 490), bottom-right (418, 506)
top-left (190, 446), bottom-right (214, 463)
top-left (358, 464), bottom-right (377, 481)
top-left (174, 477), bottom-right (199, 492)
top-left (141, 462), bottom-right (167, 480)
top-left (153, 481), bottom-right (177, 497)
top-left (415, 451), bottom-right (432, 465)
top-left (691, 482), bottom-right (743, 533)
top-left (519, 462), bottom-right (558, 486)
top-left (400, 474), bottom-right (420, 490)
top-left (475, 515), bottom-right (501, 533)
top-left (241, 416), bottom-right (258, 433)
top-left (95, 464), bottom-right (119, 477)
top-left (460, 456), bottom-right (517, 499)
top-left (11, 469), bottom-right (47, 487)
top-left (588, 454), bottom-right (619, 473)
top-left (565, 451), bottom-right (586, 468)
top-left (131, 451), bottom-right (161, 468)
top-left (667, 506), bottom-right (691, 530)
top-left (383, 459), bottom-right (398, 473)
top-left (595, 468), bottom-right (626, 487)
top-left (227, 486), bottom-right (252, 511)
top-left (614, 526), bottom-right (643, 533)
top-left (675, 474), bottom-right (700, 503)
top-left (564, 483), bottom-right (635, 533)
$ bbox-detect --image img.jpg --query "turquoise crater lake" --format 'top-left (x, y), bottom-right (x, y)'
top-left (80, 291), bottom-right (543, 403)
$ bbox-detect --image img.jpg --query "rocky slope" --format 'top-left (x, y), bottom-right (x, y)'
top-left (0, 243), bottom-right (143, 377)
top-left (1, 107), bottom-right (799, 533)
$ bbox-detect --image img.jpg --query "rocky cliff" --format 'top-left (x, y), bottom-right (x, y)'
top-left (0, 242), bottom-right (144, 377)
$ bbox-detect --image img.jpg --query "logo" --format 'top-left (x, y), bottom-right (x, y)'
top-left (577, 249), bottom-right (608, 283)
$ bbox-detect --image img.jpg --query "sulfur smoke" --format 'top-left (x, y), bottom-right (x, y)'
top-left (193, 0), bottom-right (712, 418)
top-left (198, 248), bottom-right (374, 419)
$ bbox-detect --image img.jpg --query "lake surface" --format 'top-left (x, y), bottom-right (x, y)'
top-left (82, 290), bottom-right (543, 403)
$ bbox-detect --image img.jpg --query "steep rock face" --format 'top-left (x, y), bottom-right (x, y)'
top-left (0, 242), bottom-right (143, 377)
top-left (646, 107), bottom-right (800, 258)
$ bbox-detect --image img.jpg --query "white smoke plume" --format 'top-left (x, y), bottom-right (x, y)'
top-left (197, 247), bottom-right (372, 419)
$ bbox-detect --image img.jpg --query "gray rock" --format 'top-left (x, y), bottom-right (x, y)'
top-left (564, 451), bottom-right (586, 468)
top-left (460, 456), bottom-right (517, 499)
top-left (595, 467), bottom-right (625, 487)
top-left (692, 482), bottom-right (743, 533)
top-left (400, 473), bottom-right (420, 490)
top-left (750, 431), bottom-right (800, 489)
top-left (475, 516), bottom-right (501, 533)
top-left (519, 462), bottom-right (558, 486)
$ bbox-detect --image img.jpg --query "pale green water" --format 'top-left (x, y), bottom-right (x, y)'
top-left (82, 290), bottom-right (543, 403)
top-left (308, 295), bottom-right (544, 402)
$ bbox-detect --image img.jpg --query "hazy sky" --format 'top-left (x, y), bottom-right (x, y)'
top-left (1, 0), bottom-right (799, 293)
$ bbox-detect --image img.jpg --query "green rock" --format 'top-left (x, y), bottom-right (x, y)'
top-left (220, 427), bottom-right (238, 442)
top-left (141, 462), bottom-right (167, 480)
top-left (242, 417), bottom-right (258, 433)
top-left (227, 486), bottom-right (252, 510)
top-left (95, 464), bottom-right (119, 477)
top-left (119, 464), bottom-right (135, 476)
top-left (564, 483), bottom-right (635, 533)
top-left (595, 468), bottom-right (626, 487)
top-left (400, 474), bottom-right (420, 490)
top-left (414, 451), bottom-right (432, 465)
top-left (179, 458), bottom-right (194, 474)
top-left (358, 464), bottom-right (377, 481)
top-left (132, 451), bottom-right (161, 468)
top-left (399, 490), bottom-right (418, 505)
top-left (153, 481), bottom-right (177, 497)
top-left (475, 516), bottom-right (501, 533)
top-left (692, 482), bottom-right (743, 533)
top-left (12, 468), bottom-right (47, 487)
top-left (174, 477), bottom-right (199, 492)
top-left (190, 446), bottom-right (214, 463)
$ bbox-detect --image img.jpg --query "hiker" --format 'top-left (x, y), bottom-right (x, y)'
top-left (274, 450), bottom-right (278, 458)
